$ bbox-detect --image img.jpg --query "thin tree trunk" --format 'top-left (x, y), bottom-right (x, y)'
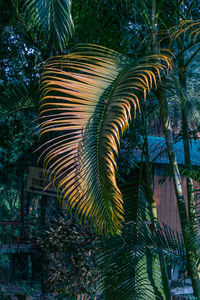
top-left (148, 2), bottom-right (171, 297)
top-left (144, 135), bottom-right (171, 299)
top-left (143, 101), bottom-right (158, 223)
top-left (149, 2), bottom-right (171, 297)
top-left (145, 152), bottom-right (171, 299)
top-left (144, 142), bottom-right (158, 222)
top-left (157, 86), bottom-right (200, 298)
top-left (151, 0), bottom-right (200, 293)
top-left (178, 51), bottom-right (196, 223)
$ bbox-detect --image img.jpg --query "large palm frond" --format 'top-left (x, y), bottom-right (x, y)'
top-left (194, 191), bottom-right (200, 239)
top-left (99, 241), bottom-right (166, 300)
top-left (120, 171), bottom-right (185, 259)
top-left (98, 222), bottom-right (185, 299)
top-left (72, 0), bottom-right (131, 53)
top-left (170, 20), bottom-right (200, 43)
top-left (13, 0), bottom-right (74, 52)
top-left (175, 168), bottom-right (200, 268)
top-left (181, 168), bottom-right (200, 183)
top-left (0, 82), bottom-right (39, 116)
top-left (121, 170), bottom-right (153, 223)
top-left (39, 44), bottom-right (172, 235)
top-left (97, 174), bottom-right (186, 299)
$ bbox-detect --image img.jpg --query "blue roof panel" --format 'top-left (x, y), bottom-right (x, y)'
top-left (135, 136), bottom-right (200, 166)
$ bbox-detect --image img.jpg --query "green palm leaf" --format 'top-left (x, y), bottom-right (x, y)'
top-left (181, 168), bottom-right (200, 183)
top-left (14, 0), bottom-right (74, 52)
top-left (0, 82), bottom-right (39, 116)
top-left (39, 44), bottom-right (172, 235)
top-left (98, 178), bottom-right (185, 299)
top-left (121, 171), bottom-right (153, 223)
top-left (97, 173), bottom-right (186, 299)
top-left (101, 245), bottom-right (166, 300)
top-left (171, 20), bottom-right (200, 43)
top-left (98, 221), bottom-right (185, 300)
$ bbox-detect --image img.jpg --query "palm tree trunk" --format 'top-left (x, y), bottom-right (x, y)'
top-left (157, 86), bottom-right (200, 298)
top-left (145, 151), bottom-right (171, 299)
top-left (144, 136), bottom-right (171, 299)
top-left (144, 152), bottom-right (158, 222)
top-left (141, 97), bottom-right (170, 299)
top-left (143, 102), bottom-right (158, 223)
top-left (178, 51), bottom-right (196, 224)
top-left (149, 3), bottom-right (170, 297)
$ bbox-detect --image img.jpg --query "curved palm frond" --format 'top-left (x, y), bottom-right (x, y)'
top-left (181, 168), bottom-right (200, 183)
top-left (120, 171), bottom-right (153, 223)
top-left (175, 169), bottom-right (200, 268)
top-left (0, 82), bottom-right (39, 116)
top-left (95, 172), bottom-right (187, 299)
top-left (100, 245), bottom-right (167, 300)
top-left (171, 20), bottom-right (200, 43)
top-left (120, 172), bottom-right (185, 259)
top-left (98, 221), bottom-right (186, 300)
top-left (13, 0), bottom-right (74, 52)
top-left (194, 190), bottom-right (200, 225)
top-left (39, 44), bottom-right (172, 235)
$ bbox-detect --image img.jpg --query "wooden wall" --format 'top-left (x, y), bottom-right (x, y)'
top-left (154, 176), bottom-right (199, 233)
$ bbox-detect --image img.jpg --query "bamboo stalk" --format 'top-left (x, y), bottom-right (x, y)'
top-left (157, 86), bottom-right (200, 298)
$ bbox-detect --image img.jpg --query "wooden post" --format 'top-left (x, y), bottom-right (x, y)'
top-left (40, 195), bottom-right (50, 295)
top-left (20, 174), bottom-right (24, 223)
top-left (41, 195), bottom-right (48, 226)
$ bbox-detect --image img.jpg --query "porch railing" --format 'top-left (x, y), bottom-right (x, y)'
top-left (0, 221), bottom-right (35, 251)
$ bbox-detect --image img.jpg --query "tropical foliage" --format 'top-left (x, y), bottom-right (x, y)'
top-left (39, 44), bottom-right (172, 234)
top-left (1, 0), bottom-right (200, 299)
top-left (13, 0), bottom-right (74, 52)
top-left (97, 173), bottom-right (186, 299)
top-left (38, 212), bottom-right (99, 297)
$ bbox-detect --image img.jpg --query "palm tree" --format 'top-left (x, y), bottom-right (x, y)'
top-left (134, 0), bottom-right (200, 296)
top-left (38, 44), bottom-right (172, 235)
top-left (4, 0), bottom-right (200, 298)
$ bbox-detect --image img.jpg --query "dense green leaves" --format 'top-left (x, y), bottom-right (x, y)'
top-left (38, 214), bottom-right (99, 296)
top-left (0, 82), bottom-right (39, 116)
top-left (13, 0), bottom-right (74, 52)
top-left (95, 171), bottom-right (186, 299)
top-left (98, 221), bottom-right (185, 299)
top-left (39, 44), bottom-right (172, 235)
top-left (1, 0), bottom-right (200, 298)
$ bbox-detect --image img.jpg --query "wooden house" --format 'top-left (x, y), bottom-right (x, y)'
top-left (135, 136), bottom-right (200, 233)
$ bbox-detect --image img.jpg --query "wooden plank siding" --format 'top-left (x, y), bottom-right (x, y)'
top-left (153, 176), bottom-right (199, 233)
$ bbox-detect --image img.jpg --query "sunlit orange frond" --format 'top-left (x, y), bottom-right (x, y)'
top-left (38, 44), bottom-right (172, 235)
top-left (171, 20), bottom-right (200, 43)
